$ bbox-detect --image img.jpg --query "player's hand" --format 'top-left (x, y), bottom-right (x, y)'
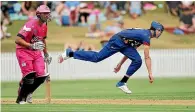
top-left (44, 53), bottom-right (52, 65)
top-left (148, 74), bottom-right (154, 83)
top-left (114, 64), bottom-right (121, 73)
top-left (30, 41), bottom-right (45, 50)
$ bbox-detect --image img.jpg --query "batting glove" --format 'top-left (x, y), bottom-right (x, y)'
top-left (44, 53), bottom-right (52, 65)
top-left (30, 41), bottom-right (45, 50)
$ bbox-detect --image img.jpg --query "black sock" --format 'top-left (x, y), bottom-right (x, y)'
top-left (69, 52), bottom-right (74, 57)
top-left (120, 76), bottom-right (129, 83)
top-left (16, 73), bottom-right (35, 103)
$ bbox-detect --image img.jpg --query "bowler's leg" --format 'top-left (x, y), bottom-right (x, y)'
top-left (59, 39), bottom-right (123, 63)
top-left (121, 47), bottom-right (142, 77)
top-left (73, 45), bottom-right (117, 62)
top-left (116, 47), bottom-right (142, 94)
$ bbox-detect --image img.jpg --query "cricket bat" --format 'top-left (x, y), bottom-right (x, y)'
top-left (45, 62), bottom-right (51, 103)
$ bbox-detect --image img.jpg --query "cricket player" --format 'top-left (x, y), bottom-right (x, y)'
top-left (15, 5), bottom-right (52, 104)
top-left (58, 21), bottom-right (164, 94)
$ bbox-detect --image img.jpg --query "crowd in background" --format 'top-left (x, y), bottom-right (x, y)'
top-left (1, 1), bottom-right (195, 49)
top-left (166, 1), bottom-right (195, 34)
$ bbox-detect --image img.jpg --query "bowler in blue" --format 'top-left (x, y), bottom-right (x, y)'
top-left (58, 21), bottom-right (164, 94)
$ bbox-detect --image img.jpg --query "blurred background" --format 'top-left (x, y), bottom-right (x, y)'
top-left (1, 1), bottom-right (195, 81)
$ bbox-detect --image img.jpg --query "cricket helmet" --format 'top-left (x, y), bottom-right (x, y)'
top-left (36, 5), bottom-right (51, 22)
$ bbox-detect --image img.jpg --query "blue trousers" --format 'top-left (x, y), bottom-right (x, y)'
top-left (73, 35), bottom-right (142, 76)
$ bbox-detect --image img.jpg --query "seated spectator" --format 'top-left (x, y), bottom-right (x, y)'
top-left (85, 20), bottom-right (124, 47)
top-left (143, 1), bottom-right (157, 11)
top-left (21, 1), bottom-right (32, 15)
top-left (1, 16), bottom-right (11, 40)
top-left (64, 1), bottom-right (80, 26)
top-left (1, 1), bottom-right (12, 25)
top-left (78, 3), bottom-right (92, 26)
top-left (65, 1), bottom-right (80, 9)
top-left (87, 9), bottom-right (102, 33)
top-left (105, 1), bottom-right (120, 20)
top-left (51, 1), bottom-right (66, 26)
top-left (28, 6), bottom-right (36, 20)
top-left (165, 1), bottom-right (181, 16)
top-left (87, 1), bottom-right (95, 10)
top-left (129, 1), bottom-right (144, 19)
top-left (100, 20), bottom-right (124, 47)
top-left (0, 22), bottom-right (11, 40)
top-left (178, 1), bottom-right (195, 33)
top-left (53, 1), bottom-right (81, 26)
top-left (115, 1), bottom-right (127, 15)
top-left (1, 2), bottom-right (11, 40)
top-left (64, 41), bottom-right (96, 51)
top-left (69, 6), bottom-right (78, 26)
top-left (53, 2), bottom-right (77, 26)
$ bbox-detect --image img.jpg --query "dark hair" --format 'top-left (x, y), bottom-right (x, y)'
top-left (150, 26), bottom-right (156, 31)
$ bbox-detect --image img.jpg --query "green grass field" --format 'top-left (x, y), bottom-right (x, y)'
top-left (2, 78), bottom-right (195, 112)
top-left (2, 105), bottom-right (195, 112)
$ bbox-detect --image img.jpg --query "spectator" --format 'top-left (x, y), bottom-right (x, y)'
top-left (65, 1), bottom-right (80, 9)
top-left (28, 6), bottom-right (36, 20)
top-left (115, 1), bottom-right (127, 15)
top-left (1, 1), bottom-right (11, 40)
top-left (103, 20), bottom-right (124, 37)
top-left (52, 2), bottom-right (70, 26)
top-left (87, 1), bottom-right (95, 10)
top-left (78, 3), bottom-right (92, 26)
top-left (100, 20), bottom-right (124, 47)
top-left (1, 1), bottom-right (12, 25)
top-left (0, 21), bottom-right (11, 40)
top-left (21, 1), bottom-right (32, 15)
top-left (87, 9), bottom-right (101, 33)
top-left (85, 19), bottom-right (124, 47)
top-left (53, 1), bottom-right (80, 26)
top-left (178, 1), bottom-right (195, 33)
top-left (105, 1), bottom-right (120, 20)
top-left (69, 6), bottom-right (78, 26)
top-left (64, 1), bottom-right (80, 26)
top-left (143, 1), bottom-right (157, 11)
top-left (129, 1), bottom-right (144, 19)
top-left (166, 1), bottom-right (181, 16)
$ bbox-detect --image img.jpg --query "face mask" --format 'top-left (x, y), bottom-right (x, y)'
top-left (39, 13), bottom-right (52, 23)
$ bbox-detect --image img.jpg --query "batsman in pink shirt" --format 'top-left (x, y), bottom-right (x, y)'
top-left (15, 5), bottom-right (52, 104)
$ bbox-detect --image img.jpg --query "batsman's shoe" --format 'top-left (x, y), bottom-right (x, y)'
top-left (58, 48), bottom-right (73, 63)
top-left (116, 82), bottom-right (132, 94)
top-left (16, 97), bottom-right (27, 104)
top-left (26, 93), bottom-right (32, 104)
top-left (18, 101), bottom-right (27, 104)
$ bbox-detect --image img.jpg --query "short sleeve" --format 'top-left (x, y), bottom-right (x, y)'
top-left (142, 36), bottom-right (150, 46)
top-left (17, 22), bottom-right (33, 39)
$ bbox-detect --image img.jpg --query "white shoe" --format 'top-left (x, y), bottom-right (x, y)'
top-left (58, 48), bottom-right (72, 63)
top-left (58, 54), bottom-right (68, 63)
top-left (18, 101), bottom-right (27, 104)
top-left (26, 93), bottom-right (32, 103)
top-left (116, 82), bottom-right (132, 94)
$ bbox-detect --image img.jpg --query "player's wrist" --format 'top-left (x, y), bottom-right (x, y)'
top-left (44, 52), bottom-right (49, 57)
top-left (29, 43), bottom-right (34, 49)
